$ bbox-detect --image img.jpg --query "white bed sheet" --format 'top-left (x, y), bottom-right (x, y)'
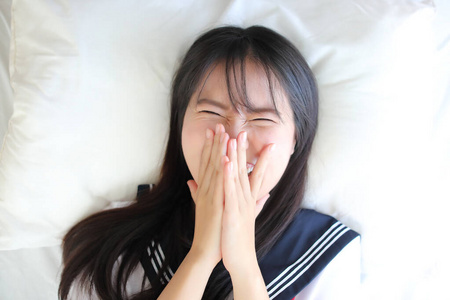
top-left (1, 0), bottom-right (449, 299)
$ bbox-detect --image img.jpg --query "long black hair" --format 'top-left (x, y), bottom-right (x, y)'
top-left (59, 25), bottom-right (318, 300)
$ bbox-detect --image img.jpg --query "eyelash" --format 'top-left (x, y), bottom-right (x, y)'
top-left (199, 110), bottom-right (274, 123)
top-left (252, 118), bottom-right (274, 123)
top-left (200, 110), bottom-right (222, 117)
top-left (200, 110), bottom-right (220, 116)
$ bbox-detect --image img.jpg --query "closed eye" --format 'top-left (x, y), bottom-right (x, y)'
top-left (251, 118), bottom-right (275, 123)
top-left (199, 110), bottom-right (222, 117)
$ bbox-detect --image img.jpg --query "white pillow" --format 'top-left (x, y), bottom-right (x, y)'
top-left (0, 0), bottom-right (442, 297)
top-left (0, 0), bottom-right (13, 143)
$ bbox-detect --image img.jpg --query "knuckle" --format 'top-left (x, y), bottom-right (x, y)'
top-left (238, 166), bottom-right (247, 176)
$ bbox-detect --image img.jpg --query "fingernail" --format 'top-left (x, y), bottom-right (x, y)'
top-left (215, 123), bottom-right (220, 133)
top-left (269, 143), bottom-right (276, 152)
top-left (232, 139), bottom-right (237, 150)
top-left (206, 128), bottom-right (212, 139)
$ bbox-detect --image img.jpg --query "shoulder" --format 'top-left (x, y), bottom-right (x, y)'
top-left (261, 209), bottom-right (359, 269)
top-left (294, 237), bottom-right (361, 300)
top-left (260, 209), bottom-right (360, 300)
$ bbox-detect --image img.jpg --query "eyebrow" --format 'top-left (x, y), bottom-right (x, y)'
top-left (196, 98), bottom-right (279, 116)
top-left (196, 98), bottom-right (229, 110)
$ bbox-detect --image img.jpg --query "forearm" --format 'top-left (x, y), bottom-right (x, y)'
top-left (157, 250), bottom-right (217, 300)
top-left (229, 257), bottom-right (270, 300)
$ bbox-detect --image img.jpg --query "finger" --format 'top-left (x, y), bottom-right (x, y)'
top-left (212, 155), bottom-right (228, 209)
top-left (198, 128), bottom-right (214, 184)
top-left (236, 131), bottom-right (251, 195)
top-left (223, 160), bottom-right (238, 213)
top-left (227, 138), bottom-right (247, 208)
top-left (227, 138), bottom-right (239, 179)
top-left (210, 124), bottom-right (229, 182)
top-left (215, 125), bottom-right (229, 167)
top-left (250, 143), bottom-right (275, 199)
top-left (186, 180), bottom-right (198, 204)
top-left (202, 124), bottom-right (221, 180)
top-left (202, 124), bottom-right (226, 194)
top-left (255, 194), bottom-right (270, 216)
top-left (205, 124), bottom-right (228, 209)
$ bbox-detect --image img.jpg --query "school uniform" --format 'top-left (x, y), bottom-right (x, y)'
top-left (68, 186), bottom-right (361, 299)
top-left (138, 185), bottom-right (361, 300)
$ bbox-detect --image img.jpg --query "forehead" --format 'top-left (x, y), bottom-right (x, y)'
top-left (193, 60), bottom-right (292, 116)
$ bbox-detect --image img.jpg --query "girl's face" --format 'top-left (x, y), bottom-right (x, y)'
top-left (181, 61), bottom-right (296, 201)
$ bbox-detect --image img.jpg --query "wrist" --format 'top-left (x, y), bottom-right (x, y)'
top-left (225, 244), bottom-right (258, 275)
top-left (187, 246), bottom-right (220, 271)
top-left (229, 258), bottom-right (269, 300)
top-left (228, 252), bottom-right (260, 280)
top-left (157, 246), bottom-right (218, 300)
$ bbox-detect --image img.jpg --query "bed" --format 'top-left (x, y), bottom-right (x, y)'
top-left (1, 0), bottom-right (449, 299)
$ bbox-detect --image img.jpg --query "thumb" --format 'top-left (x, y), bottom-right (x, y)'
top-left (186, 180), bottom-right (198, 204)
top-left (255, 194), bottom-right (270, 216)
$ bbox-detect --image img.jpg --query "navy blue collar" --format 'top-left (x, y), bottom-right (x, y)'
top-left (259, 209), bottom-right (359, 299)
top-left (138, 184), bottom-right (359, 299)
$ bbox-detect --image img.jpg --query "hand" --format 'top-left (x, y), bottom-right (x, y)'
top-left (221, 131), bottom-right (274, 275)
top-left (186, 124), bottom-right (229, 266)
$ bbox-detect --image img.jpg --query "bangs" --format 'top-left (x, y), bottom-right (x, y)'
top-left (196, 52), bottom-right (283, 118)
top-left (227, 55), bottom-right (281, 117)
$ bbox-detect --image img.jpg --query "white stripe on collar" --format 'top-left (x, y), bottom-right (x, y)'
top-left (267, 222), bottom-right (350, 299)
top-left (147, 240), bottom-right (174, 284)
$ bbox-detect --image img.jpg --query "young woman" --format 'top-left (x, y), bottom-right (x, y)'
top-left (59, 25), bottom-right (360, 300)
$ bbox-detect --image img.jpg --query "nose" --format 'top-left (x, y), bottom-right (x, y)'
top-left (224, 120), bottom-right (243, 140)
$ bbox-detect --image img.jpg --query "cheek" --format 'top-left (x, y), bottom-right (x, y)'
top-left (182, 120), bottom-right (215, 183)
top-left (260, 144), bottom-right (293, 196)
top-left (248, 127), bottom-right (295, 159)
top-left (249, 127), bottom-right (295, 198)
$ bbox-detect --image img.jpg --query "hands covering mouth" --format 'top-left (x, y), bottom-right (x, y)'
top-left (186, 123), bottom-right (275, 271)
